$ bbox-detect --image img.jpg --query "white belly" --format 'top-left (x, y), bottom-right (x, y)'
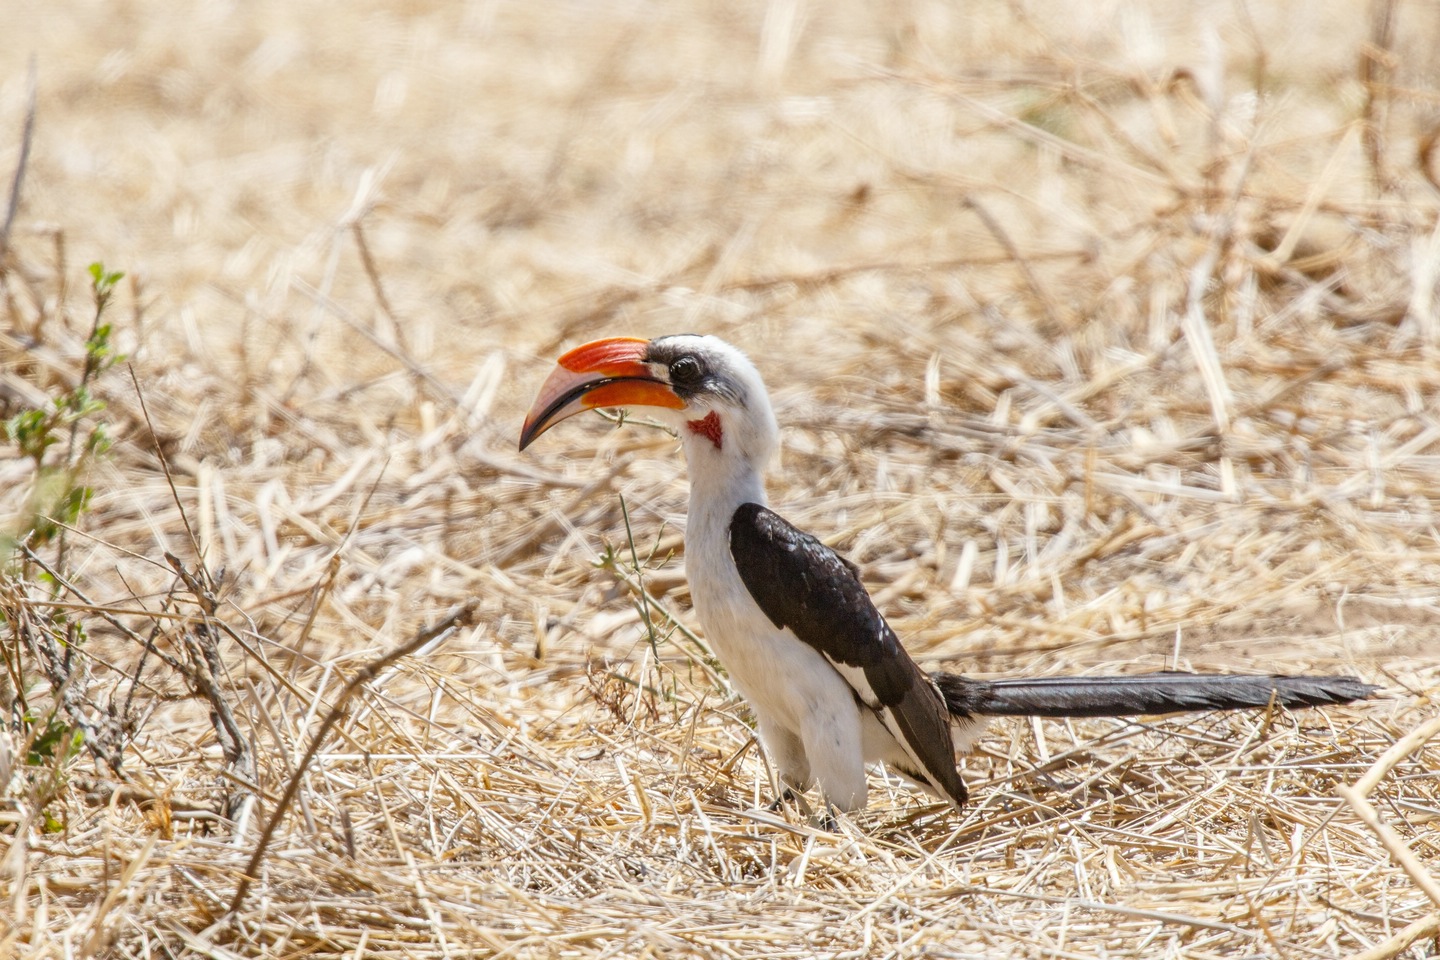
top-left (687, 540), bottom-right (845, 728)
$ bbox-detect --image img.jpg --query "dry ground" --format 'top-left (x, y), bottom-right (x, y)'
top-left (3, 0), bottom-right (1440, 956)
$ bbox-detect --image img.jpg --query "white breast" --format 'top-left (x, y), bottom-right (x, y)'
top-left (682, 461), bottom-right (848, 730)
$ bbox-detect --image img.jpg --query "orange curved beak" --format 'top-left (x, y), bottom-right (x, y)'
top-left (519, 337), bottom-right (686, 451)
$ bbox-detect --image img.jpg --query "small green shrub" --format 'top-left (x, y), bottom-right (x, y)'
top-left (2, 261), bottom-right (126, 827)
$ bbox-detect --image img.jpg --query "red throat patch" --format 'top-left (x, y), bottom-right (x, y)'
top-left (686, 410), bottom-right (723, 450)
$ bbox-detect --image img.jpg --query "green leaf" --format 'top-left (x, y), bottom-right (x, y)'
top-left (88, 261), bottom-right (124, 294)
top-left (5, 408), bottom-right (59, 461)
top-left (86, 423), bottom-right (112, 456)
top-left (57, 485), bottom-right (94, 525)
top-left (28, 719), bottom-right (70, 764)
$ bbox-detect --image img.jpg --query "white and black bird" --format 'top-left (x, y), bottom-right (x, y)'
top-left (519, 334), bottom-right (1376, 813)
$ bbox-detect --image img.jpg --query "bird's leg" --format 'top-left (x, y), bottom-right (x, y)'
top-left (800, 700), bottom-right (868, 813)
top-left (755, 719), bottom-right (813, 810)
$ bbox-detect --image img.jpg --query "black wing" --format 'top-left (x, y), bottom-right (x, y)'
top-left (728, 502), bottom-right (966, 806)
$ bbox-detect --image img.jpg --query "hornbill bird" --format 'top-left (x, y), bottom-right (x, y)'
top-left (519, 334), bottom-right (1377, 813)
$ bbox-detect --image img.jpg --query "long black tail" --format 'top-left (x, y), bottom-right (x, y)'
top-left (933, 670), bottom-right (1379, 719)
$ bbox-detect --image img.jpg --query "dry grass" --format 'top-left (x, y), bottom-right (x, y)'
top-left (3, 0), bottom-right (1440, 956)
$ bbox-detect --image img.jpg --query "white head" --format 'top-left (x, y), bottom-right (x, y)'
top-left (520, 334), bottom-right (780, 482)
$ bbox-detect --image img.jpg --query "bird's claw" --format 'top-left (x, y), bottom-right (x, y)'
top-left (767, 788), bottom-right (800, 812)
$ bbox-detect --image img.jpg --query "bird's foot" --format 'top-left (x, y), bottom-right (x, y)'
top-left (766, 788), bottom-right (800, 812)
top-left (766, 789), bottom-right (841, 830)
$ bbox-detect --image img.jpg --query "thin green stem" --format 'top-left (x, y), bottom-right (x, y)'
top-left (619, 493), bottom-right (661, 661)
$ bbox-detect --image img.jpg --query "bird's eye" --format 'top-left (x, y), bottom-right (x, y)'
top-left (670, 356), bottom-right (703, 386)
